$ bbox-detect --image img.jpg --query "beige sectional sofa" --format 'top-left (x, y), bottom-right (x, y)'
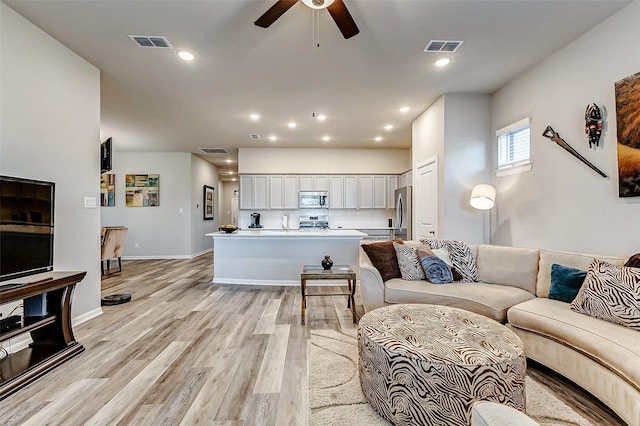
top-left (359, 241), bottom-right (639, 426)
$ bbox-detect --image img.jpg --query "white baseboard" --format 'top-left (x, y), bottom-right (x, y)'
top-left (123, 248), bottom-right (212, 261)
top-left (72, 307), bottom-right (103, 326)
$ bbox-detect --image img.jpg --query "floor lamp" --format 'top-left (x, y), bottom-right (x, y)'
top-left (470, 184), bottom-right (496, 244)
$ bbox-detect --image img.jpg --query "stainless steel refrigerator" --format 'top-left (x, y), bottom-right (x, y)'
top-left (394, 186), bottom-right (412, 240)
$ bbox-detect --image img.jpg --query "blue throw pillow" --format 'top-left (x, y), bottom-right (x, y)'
top-left (417, 251), bottom-right (453, 284)
top-left (549, 264), bottom-right (587, 303)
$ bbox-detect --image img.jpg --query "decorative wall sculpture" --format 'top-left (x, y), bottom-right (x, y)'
top-left (615, 71), bottom-right (640, 197)
top-left (125, 174), bottom-right (159, 206)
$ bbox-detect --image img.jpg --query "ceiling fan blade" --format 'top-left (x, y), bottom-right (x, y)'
top-left (254, 0), bottom-right (298, 28)
top-left (326, 0), bottom-right (359, 39)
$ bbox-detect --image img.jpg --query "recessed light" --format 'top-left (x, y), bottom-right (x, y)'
top-left (226, 159), bottom-right (232, 163)
top-left (384, 124), bottom-right (393, 130)
top-left (399, 107), bottom-right (410, 113)
top-left (176, 49), bottom-right (195, 61)
top-left (288, 122), bottom-right (297, 128)
top-left (269, 135), bottom-right (277, 141)
top-left (375, 136), bottom-right (382, 142)
top-left (250, 114), bottom-right (260, 120)
top-left (435, 57), bottom-right (450, 67)
top-left (322, 136), bottom-right (330, 141)
top-left (317, 114), bottom-right (327, 121)
top-left (231, 178), bottom-right (237, 182)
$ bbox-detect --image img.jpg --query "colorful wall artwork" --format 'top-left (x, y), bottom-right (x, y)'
top-left (125, 174), bottom-right (159, 207)
top-left (100, 174), bottom-right (115, 206)
top-left (615, 71), bottom-right (640, 197)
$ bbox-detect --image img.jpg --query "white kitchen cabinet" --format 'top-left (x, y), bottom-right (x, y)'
top-left (399, 171), bottom-right (413, 188)
top-left (358, 175), bottom-right (386, 209)
top-left (269, 175), bottom-right (299, 210)
top-left (358, 176), bottom-right (373, 208)
top-left (240, 175), bottom-right (269, 210)
top-left (329, 175), bottom-right (344, 209)
top-left (343, 176), bottom-right (358, 209)
top-left (299, 175), bottom-right (329, 191)
top-left (283, 175), bottom-right (299, 209)
top-left (387, 175), bottom-right (398, 208)
top-left (239, 175), bottom-right (254, 209)
top-left (373, 175), bottom-right (387, 209)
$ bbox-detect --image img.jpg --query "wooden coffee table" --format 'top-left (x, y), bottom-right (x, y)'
top-left (300, 265), bottom-right (356, 325)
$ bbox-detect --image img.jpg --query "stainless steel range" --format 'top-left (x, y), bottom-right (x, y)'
top-left (299, 214), bottom-right (329, 230)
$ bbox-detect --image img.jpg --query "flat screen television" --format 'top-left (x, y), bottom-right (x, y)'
top-left (100, 137), bottom-right (112, 173)
top-left (0, 175), bottom-right (55, 282)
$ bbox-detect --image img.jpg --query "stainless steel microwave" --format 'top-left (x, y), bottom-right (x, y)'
top-left (299, 191), bottom-right (329, 209)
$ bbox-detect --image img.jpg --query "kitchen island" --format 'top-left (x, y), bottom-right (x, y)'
top-left (206, 229), bottom-right (367, 285)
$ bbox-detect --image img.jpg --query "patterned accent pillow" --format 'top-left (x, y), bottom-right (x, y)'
top-left (393, 243), bottom-right (425, 281)
top-left (421, 238), bottom-right (479, 282)
top-left (570, 259), bottom-right (640, 331)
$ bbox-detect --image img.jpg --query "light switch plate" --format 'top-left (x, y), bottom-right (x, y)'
top-left (84, 197), bottom-right (97, 208)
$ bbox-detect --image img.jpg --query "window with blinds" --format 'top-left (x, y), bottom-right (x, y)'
top-left (496, 118), bottom-right (530, 170)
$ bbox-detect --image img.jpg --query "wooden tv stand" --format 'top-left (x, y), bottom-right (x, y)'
top-left (0, 271), bottom-right (87, 400)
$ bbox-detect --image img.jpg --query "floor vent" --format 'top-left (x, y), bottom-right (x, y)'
top-left (424, 40), bottom-right (463, 53)
top-left (129, 35), bottom-right (173, 48)
top-left (200, 148), bottom-right (229, 154)
top-left (249, 134), bottom-right (261, 140)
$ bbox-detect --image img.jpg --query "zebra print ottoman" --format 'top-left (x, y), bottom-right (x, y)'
top-left (358, 304), bottom-right (526, 426)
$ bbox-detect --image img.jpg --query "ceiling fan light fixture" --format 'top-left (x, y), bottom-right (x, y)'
top-left (301, 0), bottom-right (336, 10)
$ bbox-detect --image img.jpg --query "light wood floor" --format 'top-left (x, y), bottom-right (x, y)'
top-left (1, 255), bottom-right (625, 425)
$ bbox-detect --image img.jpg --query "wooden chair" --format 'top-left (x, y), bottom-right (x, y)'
top-left (101, 227), bottom-right (128, 275)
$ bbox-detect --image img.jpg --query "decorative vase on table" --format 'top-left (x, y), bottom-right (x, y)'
top-left (321, 255), bottom-right (333, 270)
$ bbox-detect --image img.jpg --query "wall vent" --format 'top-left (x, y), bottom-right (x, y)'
top-left (423, 40), bottom-right (463, 53)
top-left (249, 134), bottom-right (261, 140)
top-left (200, 148), bottom-right (229, 154)
top-left (129, 35), bottom-right (173, 48)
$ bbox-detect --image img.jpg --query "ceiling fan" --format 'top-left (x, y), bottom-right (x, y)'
top-left (255, 0), bottom-right (360, 39)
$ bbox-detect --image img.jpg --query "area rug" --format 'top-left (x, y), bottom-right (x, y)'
top-left (310, 329), bottom-right (594, 426)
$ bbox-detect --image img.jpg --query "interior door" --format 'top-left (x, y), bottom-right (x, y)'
top-left (415, 157), bottom-right (438, 240)
top-left (231, 197), bottom-right (238, 226)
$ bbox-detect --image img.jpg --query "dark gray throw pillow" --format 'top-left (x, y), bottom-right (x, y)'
top-left (548, 264), bottom-right (587, 303)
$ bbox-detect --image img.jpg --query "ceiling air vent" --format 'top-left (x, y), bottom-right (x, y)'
top-left (129, 35), bottom-right (173, 48)
top-left (200, 148), bottom-right (229, 154)
top-left (249, 134), bottom-right (261, 140)
top-left (423, 40), bottom-right (464, 53)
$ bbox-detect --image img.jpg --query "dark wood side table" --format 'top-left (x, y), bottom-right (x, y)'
top-left (0, 271), bottom-right (87, 400)
top-left (300, 265), bottom-right (357, 325)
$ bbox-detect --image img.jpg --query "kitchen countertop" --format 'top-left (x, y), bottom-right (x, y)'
top-left (207, 229), bottom-right (367, 238)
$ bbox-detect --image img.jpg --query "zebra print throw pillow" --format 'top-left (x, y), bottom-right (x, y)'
top-left (393, 243), bottom-right (425, 280)
top-left (570, 259), bottom-right (640, 331)
top-left (421, 238), bottom-right (479, 282)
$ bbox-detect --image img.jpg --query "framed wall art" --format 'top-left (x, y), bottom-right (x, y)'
top-left (125, 174), bottom-right (159, 207)
top-left (100, 173), bottom-right (115, 206)
top-left (615, 71), bottom-right (640, 197)
top-left (203, 185), bottom-right (214, 220)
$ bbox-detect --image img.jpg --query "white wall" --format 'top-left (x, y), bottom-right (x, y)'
top-left (491, 1), bottom-right (640, 256)
top-left (1, 3), bottom-right (101, 320)
top-left (239, 148), bottom-right (411, 174)
top-left (412, 94), bottom-right (491, 244)
top-left (190, 155), bottom-right (219, 255)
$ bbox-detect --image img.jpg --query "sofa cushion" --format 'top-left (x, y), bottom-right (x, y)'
top-left (384, 279), bottom-right (534, 323)
top-left (570, 259), bottom-right (640, 331)
top-left (361, 238), bottom-right (404, 282)
top-left (548, 264), bottom-right (587, 303)
top-left (476, 245), bottom-right (539, 294)
top-left (508, 298), bottom-right (640, 391)
top-left (393, 242), bottom-right (425, 281)
top-left (536, 249), bottom-right (625, 298)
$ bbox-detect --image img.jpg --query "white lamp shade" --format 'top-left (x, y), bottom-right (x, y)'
top-left (301, 0), bottom-right (335, 9)
top-left (470, 184), bottom-right (496, 210)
